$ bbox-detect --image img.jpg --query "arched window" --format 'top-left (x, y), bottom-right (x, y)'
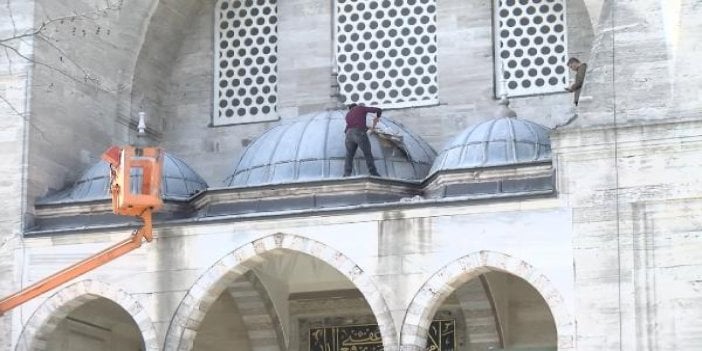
top-left (335, 0), bottom-right (439, 108)
top-left (214, 0), bottom-right (279, 126)
top-left (494, 0), bottom-right (568, 97)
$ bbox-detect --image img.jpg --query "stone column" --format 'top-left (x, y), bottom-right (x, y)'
top-left (578, 0), bottom-right (673, 126)
top-left (557, 1), bottom-right (702, 350)
top-left (0, 1), bottom-right (35, 350)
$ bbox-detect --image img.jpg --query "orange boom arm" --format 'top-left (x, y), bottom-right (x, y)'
top-left (0, 146), bottom-right (163, 315)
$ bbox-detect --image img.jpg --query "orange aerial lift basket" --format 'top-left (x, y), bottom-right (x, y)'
top-left (0, 145), bottom-right (164, 315)
top-left (103, 145), bottom-right (164, 218)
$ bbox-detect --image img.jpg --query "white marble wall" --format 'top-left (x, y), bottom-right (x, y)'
top-left (554, 118), bottom-right (702, 351)
top-left (157, 0), bottom-right (593, 185)
top-left (2, 0), bottom-right (702, 350)
top-left (22, 0), bottom-right (156, 216)
top-left (0, 1), bottom-right (35, 349)
top-left (10, 198), bottom-right (572, 350)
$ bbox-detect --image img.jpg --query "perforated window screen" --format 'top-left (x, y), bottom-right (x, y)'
top-left (335, 0), bottom-right (439, 108)
top-left (494, 0), bottom-right (568, 97)
top-left (214, 0), bottom-right (279, 126)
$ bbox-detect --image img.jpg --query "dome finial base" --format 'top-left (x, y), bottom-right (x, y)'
top-left (495, 94), bottom-right (517, 119)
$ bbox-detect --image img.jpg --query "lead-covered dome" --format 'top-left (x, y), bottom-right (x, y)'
top-left (225, 110), bottom-right (436, 186)
top-left (430, 101), bottom-right (551, 174)
top-left (38, 153), bottom-right (208, 204)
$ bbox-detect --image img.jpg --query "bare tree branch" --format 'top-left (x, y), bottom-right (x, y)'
top-left (0, 1), bottom-right (125, 84)
top-left (5, 0), bottom-right (18, 38)
top-left (0, 0), bottom-right (124, 44)
top-left (0, 17), bottom-right (62, 44)
top-left (0, 0), bottom-right (124, 138)
top-left (0, 41), bottom-right (102, 89)
top-left (3, 46), bottom-right (13, 75)
top-left (0, 93), bottom-right (22, 116)
top-left (0, 93), bottom-right (49, 142)
top-left (0, 233), bottom-right (19, 255)
top-left (37, 33), bottom-right (103, 87)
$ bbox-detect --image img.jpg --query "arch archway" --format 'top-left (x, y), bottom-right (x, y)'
top-left (401, 250), bottom-right (574, 351)
top-left (15, 279), bottom-right (158, 351)
top-left (164, 233), bottom-right (397, 350)
top-left (224, 272), bottom-right (285, 351)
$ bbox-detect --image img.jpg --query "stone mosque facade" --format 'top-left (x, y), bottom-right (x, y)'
top-left (0, 0), bottom-right (701, 350)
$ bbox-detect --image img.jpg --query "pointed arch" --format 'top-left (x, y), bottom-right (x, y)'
top-left (15, 279), bottom-right (158, 351)
top-left (163, 233), bottom-right (397, 350)
top-left (226, 272), bottom-right (286, 351)
top-left (400, 250), bottom-right (574, 351)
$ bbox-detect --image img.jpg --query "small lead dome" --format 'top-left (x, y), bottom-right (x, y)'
top-left (225, 110), bottom-right (436, 186)
top-left (430, 97), bottom-right (551, 173)
top-left (38, 153), bottom-right (208, 204)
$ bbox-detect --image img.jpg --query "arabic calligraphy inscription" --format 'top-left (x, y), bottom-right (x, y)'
top-left (309, 320), bottom-right (454, 351)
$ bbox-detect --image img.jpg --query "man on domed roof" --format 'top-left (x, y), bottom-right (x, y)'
top-left (343, 103), bottom-right (382, 177)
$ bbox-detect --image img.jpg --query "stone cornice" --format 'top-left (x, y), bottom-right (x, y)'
top-left (552, 116), bottom-right (702, 152)
top-left (30, 163), bottom-right (556, 235)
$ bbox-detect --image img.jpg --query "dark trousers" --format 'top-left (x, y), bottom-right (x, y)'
top-left (344, 128), bottom-right (379, 176)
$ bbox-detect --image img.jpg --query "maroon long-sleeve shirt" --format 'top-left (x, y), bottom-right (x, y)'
top-left (345, 106), bottom-right (382, 131)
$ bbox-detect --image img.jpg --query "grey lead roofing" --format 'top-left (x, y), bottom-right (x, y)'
top-left (430, 116), bottom-right (552, 174)
top-left (37, 153), bottom-right (208, 204)
top-left (37, 108), bottom-right (552, 205)
top-left (224, 110), bottom-right (437, 186)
